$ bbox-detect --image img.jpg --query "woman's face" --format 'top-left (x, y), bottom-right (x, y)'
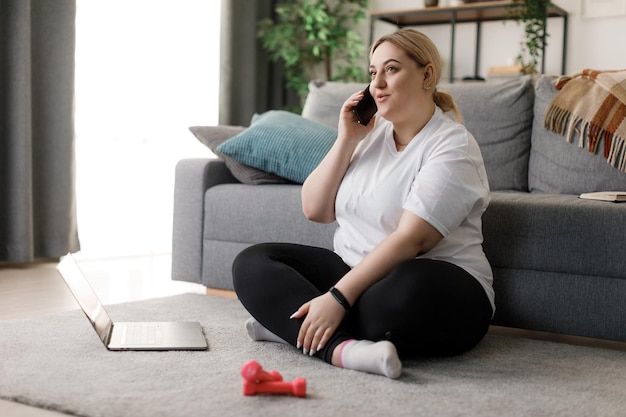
top-left (369, 41), bottom-right (433, 125)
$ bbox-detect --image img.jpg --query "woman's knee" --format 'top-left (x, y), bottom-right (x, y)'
top-left (232, 243), bottom-right (276, 292)
top-left (233, 243), bottom-right (322, 292)
top-left (356, 259), bottom-right (492, 356)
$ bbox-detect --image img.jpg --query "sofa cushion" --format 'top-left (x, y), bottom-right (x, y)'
top-left (483, 192), bottom-right (626, 280)
top-left (440, 76), bottom-right (534, 191)
top-left (302, 80), bottom-right (368, 128)
top-left (528, 75), bottom-right (626, 194)
top-left (202, 183), bottom-right (337, 289)
top-left (216, 110), bottom-right (337, 184)
top-left (189, 126), bottom-right (291, 185)
top-left (302, 77), bottom-right (534, 191)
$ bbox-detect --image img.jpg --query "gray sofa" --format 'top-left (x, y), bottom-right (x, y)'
top-left (172, 76), bottom-right (626, 342)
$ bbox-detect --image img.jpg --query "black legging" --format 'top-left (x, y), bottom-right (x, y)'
top-left (233, 243), bottom-right (493, 364)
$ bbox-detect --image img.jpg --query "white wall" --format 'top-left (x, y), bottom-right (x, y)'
top-left (368, 0), bottom-right (626, 78)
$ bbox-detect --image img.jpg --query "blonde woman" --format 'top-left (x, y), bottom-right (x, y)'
top-left (233, 29), bottom-right (494, 379)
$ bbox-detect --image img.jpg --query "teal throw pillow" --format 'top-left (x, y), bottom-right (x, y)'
top-left (216, 110), bottom-right (337, 184)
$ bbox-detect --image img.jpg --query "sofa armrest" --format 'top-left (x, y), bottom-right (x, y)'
top-left (172, 158), bottom-right (239, 284)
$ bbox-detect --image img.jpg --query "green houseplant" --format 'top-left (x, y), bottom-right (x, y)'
top-left (257, 0), bottom-right (370, 109)
top-left (509, 0), bottom-right (552, 74)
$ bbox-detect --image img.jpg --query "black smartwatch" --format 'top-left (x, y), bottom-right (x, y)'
top-left (329, 287), bottom-right (351, 311)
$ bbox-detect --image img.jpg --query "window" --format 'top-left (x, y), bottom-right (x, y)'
top-left (75, 0), bottom-right (220, 258)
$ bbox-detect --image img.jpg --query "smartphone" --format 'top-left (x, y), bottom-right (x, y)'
top-left (352, 85), bottom-right (377, 125)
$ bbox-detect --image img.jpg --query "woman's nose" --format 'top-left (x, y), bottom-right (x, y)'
top-left (371, 74), bottom-right (385, 89)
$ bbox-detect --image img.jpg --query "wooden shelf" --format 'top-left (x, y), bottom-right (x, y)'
top-left (372, 1), bottom-right (567, 27)
top-left (370, 1), bottom-right (568, 82)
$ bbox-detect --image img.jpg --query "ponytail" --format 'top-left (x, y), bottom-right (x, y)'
top-left (434, 89), bottom-right (462, 123)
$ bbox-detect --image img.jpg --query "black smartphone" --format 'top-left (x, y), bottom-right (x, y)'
top-left (353, 85), bottom-right (377, 125)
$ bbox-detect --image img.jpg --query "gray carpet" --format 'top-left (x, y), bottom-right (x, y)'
top-left (0, 294), bottom-right (624, 417)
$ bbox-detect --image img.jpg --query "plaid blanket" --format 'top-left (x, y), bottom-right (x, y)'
top-left (544, 69), bottom-right (626, 172)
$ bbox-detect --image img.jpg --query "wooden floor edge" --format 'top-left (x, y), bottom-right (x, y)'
top-left (205, 287), bottom-right (238, 300)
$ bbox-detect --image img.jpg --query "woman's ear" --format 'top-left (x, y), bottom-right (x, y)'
top-left (423, 63), bottom-right (435, 86)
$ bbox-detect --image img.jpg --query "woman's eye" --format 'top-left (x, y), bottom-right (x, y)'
top-left (386, 66), bottom-right (396, 72)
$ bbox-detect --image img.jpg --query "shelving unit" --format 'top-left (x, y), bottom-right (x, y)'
top-left (370, 1), bottom-right (568, 82)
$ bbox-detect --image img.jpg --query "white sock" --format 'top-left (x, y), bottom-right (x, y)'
top-left (245, 318), bottom-right (288, 344)
top-left (338, 339), bottom-right (402, 379)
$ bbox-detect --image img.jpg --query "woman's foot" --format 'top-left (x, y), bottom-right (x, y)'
top-left (244, 317), bottom-right (288, 344)
top-left (332, 339), bottom-right (402, 379)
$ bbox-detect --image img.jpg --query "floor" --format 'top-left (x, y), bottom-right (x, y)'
top-left (0, 253), bottom-right (205, 417)
top-left (1, 255), bottom-right (625, 416)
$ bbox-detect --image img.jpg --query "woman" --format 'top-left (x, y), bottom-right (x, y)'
top-left (232, 29), bottom-right (494, 379)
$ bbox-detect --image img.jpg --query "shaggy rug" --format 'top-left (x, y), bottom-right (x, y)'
top-left (0, 294), bottom-right (624, 417)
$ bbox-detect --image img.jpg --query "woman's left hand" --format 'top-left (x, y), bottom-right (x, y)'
top-left (291, 292), bottom-right (346, 356)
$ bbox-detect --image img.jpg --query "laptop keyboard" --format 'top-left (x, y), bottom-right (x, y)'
top-left (120, 323), bottom-right (163, 345)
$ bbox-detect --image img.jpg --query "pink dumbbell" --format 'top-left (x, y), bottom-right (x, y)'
top-left (242, 378), bottom-right (307, 398)
top-left (241, 360), bottom-right (282, 383)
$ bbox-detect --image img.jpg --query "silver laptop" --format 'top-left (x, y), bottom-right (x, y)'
top-left (56, 253), bottom-right (208, 351)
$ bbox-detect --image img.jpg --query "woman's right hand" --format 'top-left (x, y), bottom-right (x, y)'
top-left (337, 90), bottom-right (377, 144)
top-left (301, 89), bottom-right (376, 224)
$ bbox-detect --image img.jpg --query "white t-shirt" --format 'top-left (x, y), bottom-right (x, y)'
top-left (334, 107), bottom-right (495, 311)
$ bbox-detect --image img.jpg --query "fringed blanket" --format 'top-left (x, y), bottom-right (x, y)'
top-left (544, 69), bottom-right (626, 172)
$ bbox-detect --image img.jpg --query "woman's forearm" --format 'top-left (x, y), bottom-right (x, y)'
top-left (301, 137), bottom-right (358, 223)
top-left (333, 212), bottom-right (443, 306)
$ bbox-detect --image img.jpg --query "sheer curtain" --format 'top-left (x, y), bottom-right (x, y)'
top-left (0, 0), bottom-right (80, 262)
top-left (1, 0), bottom-right (295, 262)
top-left (74, 1), bottom-right (220, 258)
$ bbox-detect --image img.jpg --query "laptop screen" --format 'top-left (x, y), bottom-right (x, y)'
top-left (56, 254), bottom-right (113, 344)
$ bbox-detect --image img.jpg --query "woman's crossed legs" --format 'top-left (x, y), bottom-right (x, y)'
top-left (232, 243), bottom-right (492, 378)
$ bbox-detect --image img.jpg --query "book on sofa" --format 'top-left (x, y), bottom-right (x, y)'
top-left (579, 191), bottom-right (626, 202)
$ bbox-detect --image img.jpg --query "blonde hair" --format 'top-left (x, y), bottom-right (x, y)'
top-left (370, 28), bottom-right (462, 123)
